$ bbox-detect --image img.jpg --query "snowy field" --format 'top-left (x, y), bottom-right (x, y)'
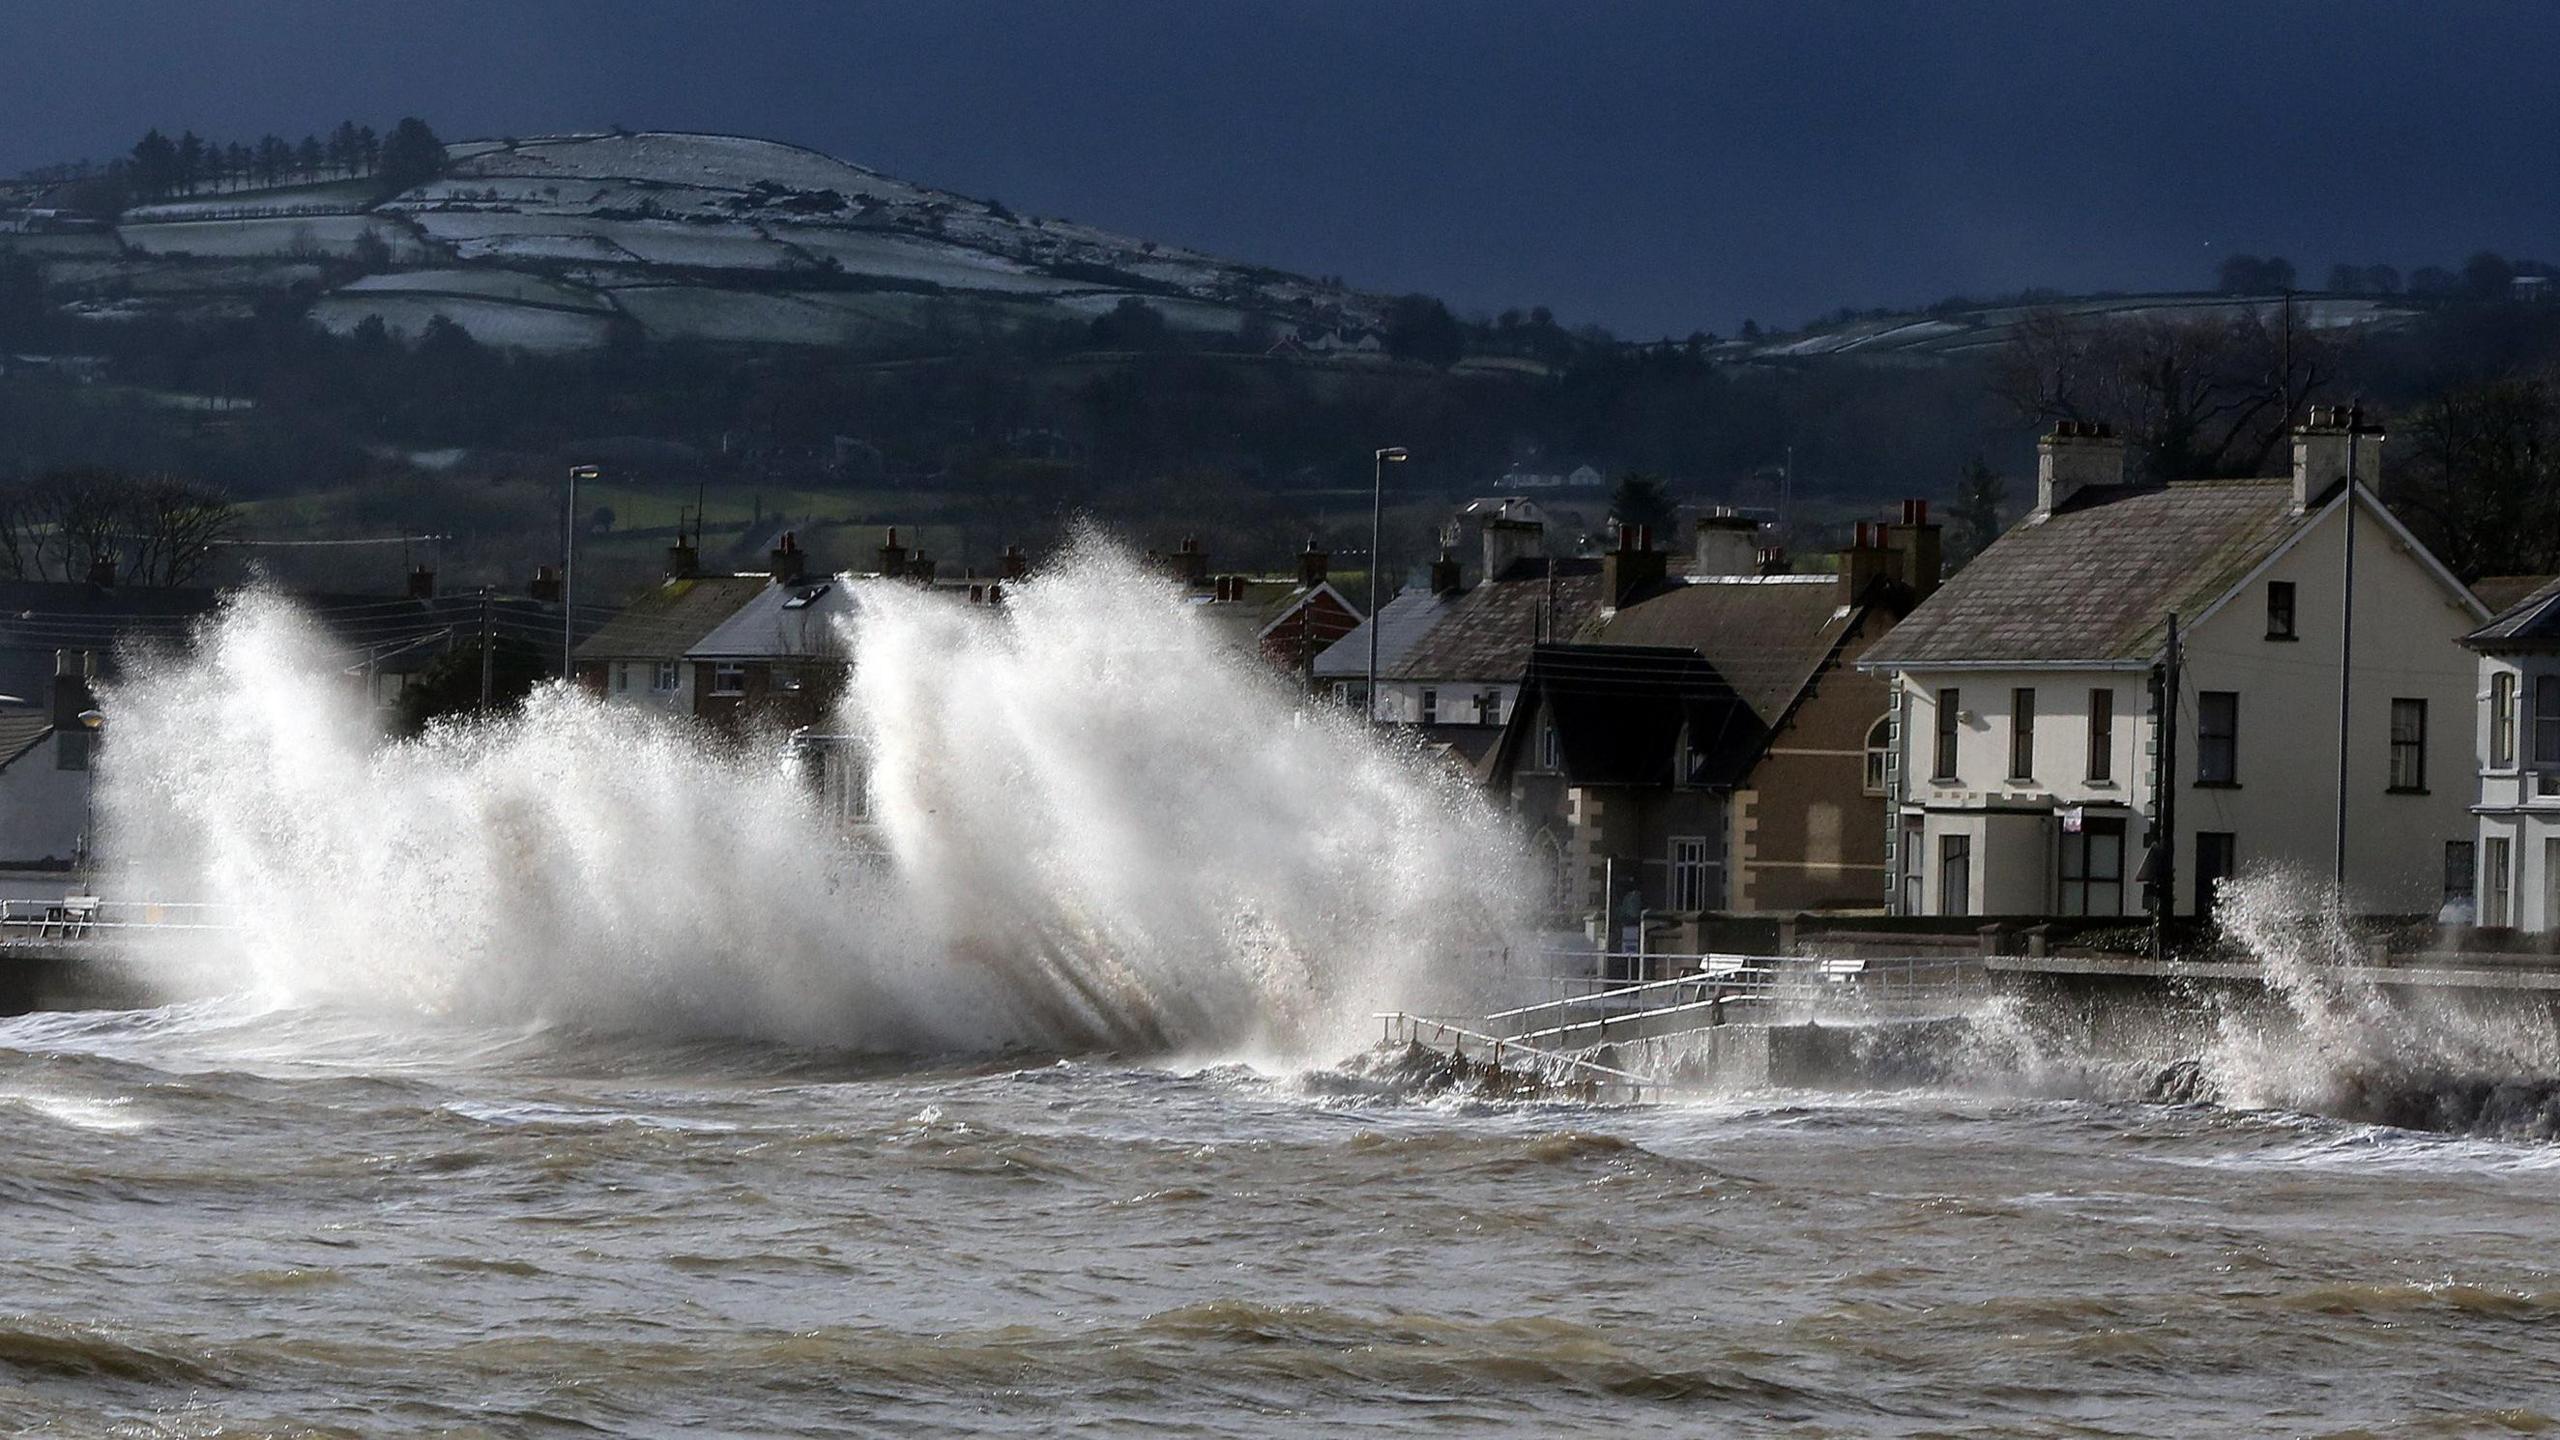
top-left (338, 268), bottom-right (614, 311)
top-left (119, 215), bottom-right (435, 261)
top-left (308, 293), bottom-right (618, 351)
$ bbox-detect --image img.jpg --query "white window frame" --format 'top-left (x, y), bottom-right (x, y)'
top-left (655, 659), bottom-right (680, 692)
top-left (711, 662), bottom-right (747, 697)
top-left (2485, 835), bottom-right (2514, 927)
top-left (1669, 836), bottom-right (1712, 912)
top-left (1419, 687), bottom-right (1438, 725)
top-left (1863, 715), bottom-right (1891, 795)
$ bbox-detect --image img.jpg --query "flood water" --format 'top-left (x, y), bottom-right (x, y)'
top-left (7, 1000), bottom-right (2559, 1437)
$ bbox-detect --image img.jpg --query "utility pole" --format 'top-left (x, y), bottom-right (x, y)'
top-left (2150, 612), bottom-right (2180, 960)
top-left (478, 587), bottom-right (494, 710)
top-left (565, 464), bottom-right (599, 683)
top-left (2333, 413), bottom-right (2363, 900)
top-left (1366, 445), bottom-right (1407, 722)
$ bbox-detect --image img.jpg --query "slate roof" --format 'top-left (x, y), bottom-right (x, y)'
top-left (0, 706), bottom-right (53, 774)
top-left (1313, 586), bottom-right (1464, 680)
top-left (1488, 643), bottom-right (1764, 789)
top-left (1581, 575), bottom-right (1851, 726)
top-left (1186, 579), bottom-right (1357, 660)
top-left (574, 574), bottom-right (768, 661)
top-left (1858, 480), bottom-right (2305, 668)
top-left (1389, 557), bottom-right (1607, 684)
top-left (2466, 576), bottom-right (2560, 650)
top-left (2472, 575), bottom-right (2560, 624)
top-left (687, 577), bottom-right (859, 662)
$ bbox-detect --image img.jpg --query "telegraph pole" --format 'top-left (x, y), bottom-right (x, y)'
top-left (2150, 613), bottom-right (2180, 959)
top-left (478, 587), bottom-right (494, 710)
top-left (2334, 412), bottom-right (2364, 899)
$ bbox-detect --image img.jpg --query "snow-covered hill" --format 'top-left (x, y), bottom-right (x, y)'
top-left (11, 131), bottom-right (1384, 353)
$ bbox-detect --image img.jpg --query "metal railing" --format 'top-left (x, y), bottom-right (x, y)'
top-left (1373, 1012), bottom-right (1687, 1102)
top-left (0, 899), bottom-right (239, 942)
top-left (1490, 951), bottom-right (1986, 1041)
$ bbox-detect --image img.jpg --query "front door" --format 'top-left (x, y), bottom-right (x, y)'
top-left (2194, 831), bottom-right (2236, 923)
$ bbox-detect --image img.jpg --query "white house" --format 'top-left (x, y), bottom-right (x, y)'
top-left (1858, 413), bottom-right (2488, 921)
top-left (2462, 578), bottom-right (2560, 930)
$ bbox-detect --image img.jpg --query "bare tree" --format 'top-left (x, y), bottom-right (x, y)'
top-left (2393, 374), bottom-right (2560, 582)
top-left (125, 475), bottom-right (238, 586)
top-left (1992, 304), bottom-right (2337, 480)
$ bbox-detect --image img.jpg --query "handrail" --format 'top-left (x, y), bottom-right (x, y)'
top-left (1373, 1011), bottom-right (1686, 1100)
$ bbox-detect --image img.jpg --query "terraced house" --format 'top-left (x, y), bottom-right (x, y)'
top-left (1859, 414), bottom-right (2486, 921)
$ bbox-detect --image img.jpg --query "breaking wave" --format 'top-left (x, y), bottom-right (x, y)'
top-left (95, 540), bottom-right (1534, 1057)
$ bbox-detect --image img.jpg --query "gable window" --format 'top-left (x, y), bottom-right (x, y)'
top-left (2537, 675), bottom-right (2560, 768)
top-left (2266, 580), bottom-right (2297, 640)
top-left (654, 660), bottom-right (679, 692)
top-left (2087, 687), bottom-right (2114, 783)
top-left (1679, 722), bottom-right (1711, 786)
top-left (1669, 837), bottom-right (1714, 912)
top-left (1863, 715), bottom-right (1891, 795)
top-left (2197, 691), bottom-right (2239, 785)
top-left (2493, 672), bottom-right (2517, 768)
top-left (2388, 699), bottom-right (2428, 792)
top-left (1540, 720), bottom-right (1560, 772)
top-left (1419, 688), bottom-right (1438, 725)
top-left (711, 663), bottom-right (746, 697)
top-left (1933, 687), bottom-right (1960, 781)
top-left (2008, 687), bottom-right (2036, 781)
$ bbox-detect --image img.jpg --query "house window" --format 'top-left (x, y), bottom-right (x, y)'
top-left (2546, 837), bottom-right (2560, 933)
top-left (614, 662), bottom-right (630, 693)
top-left (711, 663), bottom-right (746, 697)
top-left (2087, 687), bottom-right (2114, 783)
top-left (1419, 688), bottom-right (1437, 725)
top-left (655, 660), bottom-right (679, 692)
top-left (1937, 834), bottom-right (1971, 917)
top-left (2388, 698), bottom-right (2427, 791)
top-left (1669, 837), bottom-right (1713, 912)
top-left (1934, 687), bottom-right (1960, 781)
top-left (1475, 690), bottom-right (1501, 724)
top-left (2445, 840), bottom-right (2476, 912)
top-left (2195, 831), bottom-right (2237, 923)
top-left (2493, 673), bottom-right (2518, 768)
top-left (2537, 676), bottom-right (2560, 768)
top-left (2266, 580), bottom-right (2297, 639)
top-left (2485, 835), bottom-right (2514, 927)
top-left (2057, 817), bottom-right (2126, 917)
top-left (1863, 715), bottom-right (1891, 795)
top-left (1680, 723), bottom-right (1711, 785)
top-left (1900, 818), bottom-right (1925, 915)
top-left (2008, 687), bottom-right (2036, 781)
top-left (1540, 721), bottom-right (1560, 771)
top-left (2197, 691), bottom-right (2239, 784)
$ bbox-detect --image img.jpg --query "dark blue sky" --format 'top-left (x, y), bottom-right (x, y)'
top-left (4, 1), bottom-right (2553, 336)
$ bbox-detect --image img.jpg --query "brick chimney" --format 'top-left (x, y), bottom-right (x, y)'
top-left (1171, 536), bottom-right (1209, 587)
top-left (665, 541), bottom-right (699, 580)
top-left (906, 549), bottom-right (937, 584)
top-left (1757, 545), bottom-right (1790, 576)
top-left (1429, 547), bottom-right (1462, 597)
top-left (2035, 420), bottom-right (2127, 518)
top-left (1882, 497), bottom-right (1943, 602)
top-left (1692, 508), bottom-right (1759, 577)
top-left (769, 531), bottom-right (807, 585)
top-left (1480, 515), bottom-right (1544, 581)
top-left (877, 527), bottom-right (908, 578)
top-left (529, 565), bottom-right (562, 603)
top-left (407, 565), bottom-right (437, 600)
top-left (49, 649), bottom-right (94, 729)
top-left (1839, 521), bottom-right (1899, 605)
top-left (1001, 543), bottom-right (1030, 581)
top-left (2291, 404), bottom-right (2383, 513)
top-left (1601, 524), bottom-right (1667, 607)
top-left (1297, 538), bottom-right (1329, 588)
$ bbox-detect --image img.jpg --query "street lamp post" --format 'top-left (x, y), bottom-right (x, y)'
top-left (1367, 446), bottom-right (1408, 722)
top-left (75, 708), bottom-right (104, 877)
top-left (565, 464), bottom-right (600, 682)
